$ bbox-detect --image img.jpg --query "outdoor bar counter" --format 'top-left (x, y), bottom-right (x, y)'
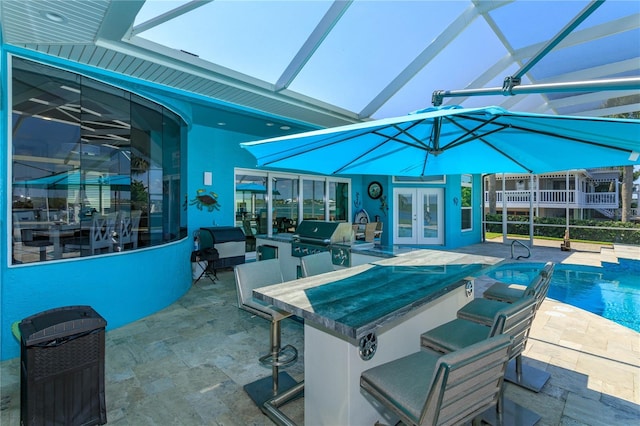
top-left (254, 250), bottom-right (496, 425)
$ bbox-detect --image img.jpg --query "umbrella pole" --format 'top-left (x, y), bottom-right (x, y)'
top-left (502, 173), bottom-right (507, 241)
top-left (529, 174), bottom-right (534, 246)
top-left (565, 172), bottom-right (570, 238)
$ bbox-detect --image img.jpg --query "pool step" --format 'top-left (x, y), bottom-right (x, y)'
top-left (612, 244), bottom-right (640, 262)
top-left (600, 247), bottom-right (619, 265)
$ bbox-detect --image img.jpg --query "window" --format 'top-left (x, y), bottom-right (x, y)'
top-left (329, 181), bottom-right (349, 222)
top-left (11, 56), bottom-right (186, 265)
top-left (461, 174), bottom-right (472, 231)
top-left (273, 176), bottom-right (299, 233)
top-left (303, 178), bottom-right (325, 221)
top-left (235, 169), bottom-right (349, 238)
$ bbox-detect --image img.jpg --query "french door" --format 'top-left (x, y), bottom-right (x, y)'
top-left (393, 187), bottom-right (444, 245)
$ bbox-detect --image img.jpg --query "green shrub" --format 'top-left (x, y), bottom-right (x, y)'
top-left (484, 214), bottom-right (640, 244)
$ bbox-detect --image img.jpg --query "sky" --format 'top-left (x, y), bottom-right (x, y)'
top-left (132, 1), bottom-right (640, 119)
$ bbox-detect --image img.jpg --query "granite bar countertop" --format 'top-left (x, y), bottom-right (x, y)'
top-left (254, 260), bottom-right (487, 341)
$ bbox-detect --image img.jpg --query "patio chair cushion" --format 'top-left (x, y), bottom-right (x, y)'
top-left (483, 282), bottom-right (529, 303)
top-left (360, 348), bottom-right (441, 423)
top-left (483, 262), bottom-right (555, 304)
top-left (420, 318), bottom-right (491, 354)
top-left (457, 298), bottom-right (509, 327)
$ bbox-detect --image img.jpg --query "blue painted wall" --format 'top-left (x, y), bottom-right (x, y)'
top-left (0, 46), bottom-right (313, 361)
top-left (0, 48), bottom-right (197, 360)
top-left (186, 125), bottom-right (262, 231)
top-left (1, 241), bottom-right (192, 360)
top-left (1, 43), bottom-right (485, 361)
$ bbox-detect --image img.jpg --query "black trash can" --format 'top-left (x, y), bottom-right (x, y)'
top-left (19, 306), bottom-right (107, 426)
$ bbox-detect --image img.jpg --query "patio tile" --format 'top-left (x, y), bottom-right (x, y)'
top-left (1, 240), bottom-right (638, 425)
top-left (563, 392), bottom-right (640, 426)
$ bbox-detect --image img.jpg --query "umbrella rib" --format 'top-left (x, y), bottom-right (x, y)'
top-left (508, 123), bottom-right (636, 153)
top-left (334, 120), bottom-right (436, 173)
top-left (262, 120), bottom-right (430, 173)
top-left (439, 116), bottom-right (535, 173)
top-left (332, 138), bottom-right (395, 174)
top-left (260, 129), bottom-right (376, 166)
top-left (459, 114), bottom-right (637, 154)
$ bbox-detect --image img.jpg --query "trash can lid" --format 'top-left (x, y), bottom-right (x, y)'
top-left (19, 305), bottom-right (107, 346)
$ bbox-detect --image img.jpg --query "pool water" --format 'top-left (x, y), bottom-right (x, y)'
top-left (483, 260), bottom-right (640, 333)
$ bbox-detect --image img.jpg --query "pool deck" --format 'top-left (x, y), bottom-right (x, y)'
top-left (1, 239), bottom-right (638, 425)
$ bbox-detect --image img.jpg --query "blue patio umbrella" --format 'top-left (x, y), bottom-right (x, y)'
top-left (236, 182), bottom-right (280, 195)
top-left (241, 106), bottom-right (640, 176)
top-left (18, 170), bottom-right (130, 188)
top-left (17, 170), bottom-right (131, 215)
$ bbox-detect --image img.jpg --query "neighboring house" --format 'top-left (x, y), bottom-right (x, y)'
top-left (484, 168), bottom-right (621, 220)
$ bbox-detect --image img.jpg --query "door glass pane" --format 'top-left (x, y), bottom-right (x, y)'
top-left (235, 174), bottom-right (267, 233)
top-left (461, 174), bottom-right (472, 231)
top-left (329, 181), bottom-right (349, 221)
top-left (423, 193), bottom-right (439, 238)
top-left (273, 176), bottom-right (299, 233)
top-left (303, 179), bottom-right (325, 221)
top-left (397, 192), bottom-right (413, 238)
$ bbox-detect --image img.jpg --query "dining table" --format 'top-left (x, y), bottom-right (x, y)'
top-left (29, 222), bottom-right (80, 259)
top-left (254, 249), bottom-right (496, 425)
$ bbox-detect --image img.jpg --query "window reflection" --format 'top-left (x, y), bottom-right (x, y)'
top-left (273, 176), bottom-right (299, 234)
top-left (11, 57), bottom-right (186, 265)
top-left (235, 169), bottom-right (350, 248)
top-left (303, 179), bottom-right (325, 221)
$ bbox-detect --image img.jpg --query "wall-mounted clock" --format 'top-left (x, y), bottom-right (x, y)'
top-left (367, 181), bottom-right (383, 199)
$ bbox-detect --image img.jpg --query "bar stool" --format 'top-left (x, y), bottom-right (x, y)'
top-left (457, 262), bottom-right (554, 392)
top-left (360, 335), bottom-right (512, 426)
top-left (234, 259), bottom-right (303, 425)
top-left (482, 262), bottom-right (554, 304)
top-left (300, 252), bottom-right (334, 278)
top-left (420, 296), bottom-right (541, 425)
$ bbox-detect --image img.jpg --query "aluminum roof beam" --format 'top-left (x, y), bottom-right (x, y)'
top-left (432, 77), bottom-right (640, 107)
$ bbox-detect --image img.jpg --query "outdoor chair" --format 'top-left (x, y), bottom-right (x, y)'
top-left (482, 262), bottom-right (555, 304)
top-left (458, 262), bottom-right (555, 326)
top-left (360, 334), bottom-right (512, 426)
top-left (456, 262), bottom-right (555, 392)
top-left (365, 221), bottom-right (383, 243)
top-left (116, 210), bottom-right (141, 251)
top-left (234, 259), bottom-right (303, 421)
top-left (420, 296), bottom-right (541, 425)
top-left (300, 252), bottom-right (334, 277)
top-left (64, 213), bottom-right (117, 255)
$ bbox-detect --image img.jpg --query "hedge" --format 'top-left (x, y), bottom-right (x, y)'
top-left (484, 214), bottom-right (640, 244)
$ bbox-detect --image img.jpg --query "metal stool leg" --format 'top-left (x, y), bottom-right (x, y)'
top-left (504, 354), bottom-right (551, 392)
top-left (244, 317), bottom-right (300, 418)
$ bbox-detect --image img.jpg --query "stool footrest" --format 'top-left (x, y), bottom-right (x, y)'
top-left (244, 372), bottom-right (299, 409)
top-left (259, 344), bottom-right (298, 367)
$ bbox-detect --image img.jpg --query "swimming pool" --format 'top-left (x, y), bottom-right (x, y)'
top-left (482, 260), bottom-right (640, 333)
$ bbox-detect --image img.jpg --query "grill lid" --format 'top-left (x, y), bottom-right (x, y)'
top-left (293, 220), bottom-right (353, 245)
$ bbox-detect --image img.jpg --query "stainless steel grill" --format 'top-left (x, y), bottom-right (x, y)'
top-left (291, 220), bottom-right (353, 264)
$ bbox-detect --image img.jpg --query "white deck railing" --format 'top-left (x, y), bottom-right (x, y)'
top-left (485, 189), bottom-right (618, 209)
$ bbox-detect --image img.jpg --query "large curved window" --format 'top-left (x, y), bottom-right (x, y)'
top-left (11, 57), bottom-right (186, 265)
